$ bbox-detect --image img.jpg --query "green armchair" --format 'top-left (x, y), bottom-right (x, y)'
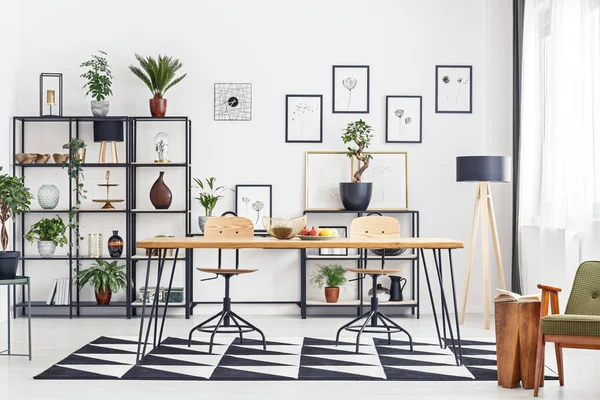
top-left (534, 261), bottom-right (600, 397)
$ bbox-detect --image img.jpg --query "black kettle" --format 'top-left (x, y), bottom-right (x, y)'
top-left (389, 276), bottom-right (407, 301)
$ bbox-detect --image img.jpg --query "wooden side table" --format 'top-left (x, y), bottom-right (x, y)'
top-left (0, 276), bottom-right (32, 360)
top-left (494, 301), bottom-right (540, 389)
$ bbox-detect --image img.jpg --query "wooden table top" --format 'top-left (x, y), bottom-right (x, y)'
top-left (136, 236), bottom-right (464, 250)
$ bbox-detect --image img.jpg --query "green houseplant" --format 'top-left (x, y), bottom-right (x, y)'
top-left (128, 54), bottom-right (187, 117)
top-left (24, 216), bottom-right (68, 258)
top-left (62, 138), bottom-right (87, 247)
top-left (80, 50), bottom-right (114, 117)
top-left (310, 264), bottom-right (347, 303)
top-left (0, 174), bottom-right (32, 279)
top-left (340, 119), bottom-right (374, 211)
top-left (74, 259), bottom-right (128, 305)
top-left (193, 177), bottom-right (228, 232)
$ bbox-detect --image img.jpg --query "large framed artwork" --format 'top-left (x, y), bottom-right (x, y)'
top-left (305, 151), bottom-right (352, 210)
top-left (435, 65), bottom-right (472, 114)
top-left (214, 83), bottom-right (252, 121)
top-left (332, 65), bottom-right (370, 114)
top-left (353, 152), bottom-right (408, 210)
top-left (285, 95), bottom-right (323, 143)
top-left (235, 184), bottom-right (272, 231)
top-left (385, 95), bottom-right (423, 143)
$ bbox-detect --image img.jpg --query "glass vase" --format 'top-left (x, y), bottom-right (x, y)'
top-left (154, 132), bottom-right (170, 163)
top-left (88, 233), bottom-right (103, 258)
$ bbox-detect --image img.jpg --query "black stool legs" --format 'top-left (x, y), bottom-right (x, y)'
top-left (188, 275), bottom-right (266, 354)
top-left (336, 274), bottom-right (413, 353)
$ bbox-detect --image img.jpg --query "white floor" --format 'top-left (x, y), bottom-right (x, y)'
top-left (0, 313), bottom-right (597, 400)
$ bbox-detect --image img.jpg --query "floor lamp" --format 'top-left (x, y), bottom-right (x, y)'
top-left (456, 156), bottom-right (511, 329)
top-left (94, 120), bottom-right (123, 163)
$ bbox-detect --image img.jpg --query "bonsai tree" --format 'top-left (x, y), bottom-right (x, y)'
top-left (25, 216), bottom-right (68, 247)
top-left (128, 54), bottom-right (187, 100)
top-left (310, 264), bottom-right (347, 303)
top-left (193, 177), bottom-right (228, 216)
top-left (341, 119), bottom-right (374, 182)
top-left (0, 174), bottom-right (32, 252)
top-left (74, 259), bottom-right (129, 305)
top-left (80, 50), bottom-right (113, 102)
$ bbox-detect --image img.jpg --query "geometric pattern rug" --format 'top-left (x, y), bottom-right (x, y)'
top-left (34, 336), bottom-right (558, 381)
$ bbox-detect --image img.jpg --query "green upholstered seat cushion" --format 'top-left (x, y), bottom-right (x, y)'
top-left (541, 314), bottom-right (600, 336)
top-left (565, 261), bottom-right (600, 316)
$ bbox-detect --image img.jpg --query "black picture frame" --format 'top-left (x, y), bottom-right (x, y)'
top-left (435, 65), bottom-right (473, 114)
top-left (332, 65), bottom-right (370, 114)
top-left (318, 226), bottom-right (348, 256)
top-left (285, 95), bottom-right (323, 143)
top-left (39, 73), bottom-right (63, 117)
top-left (385, 95), bottom-right (423, 143)
top-left (214, 83), bottom-right (253, 121)
top-left (235, 184), bottom-right (273, 232)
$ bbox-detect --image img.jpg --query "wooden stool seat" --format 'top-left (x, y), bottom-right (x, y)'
top-left (198, 268), bottom-right (257, 275)
top-left (347, 268), bottom-right (404, 275)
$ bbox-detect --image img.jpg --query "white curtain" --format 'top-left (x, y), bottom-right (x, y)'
top-left (520, 0), bottom-right (600, 302)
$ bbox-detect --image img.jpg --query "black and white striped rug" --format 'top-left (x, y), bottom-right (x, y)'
top-left (34, 336), bottom-right (556, 381)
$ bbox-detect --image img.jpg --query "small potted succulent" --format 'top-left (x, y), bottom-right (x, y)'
top-left (0, 175), bottom-right (32, 278)
top-left (193, 177), bottom-right (229, 232)
top-left (340, 119), bottom-right (374, 211)
top-left (80, 50), bottom-right (114, 117)
top-left (74, 259), bottom-right (128, 305)
top-left (310, 264), bottom-right (347, 303)
top-left (25, 215), bottom-right (68, 257)
top-left (128, 54), bottom-right (187, 117)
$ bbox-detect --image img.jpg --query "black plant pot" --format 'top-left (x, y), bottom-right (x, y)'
top-left (0, 251), bottom-right (20, 280)
top-left (339, 182), bottom-right (373, 211)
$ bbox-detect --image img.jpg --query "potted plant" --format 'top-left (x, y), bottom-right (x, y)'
top-left (74, 259), bottom-right (128, 305)
top-left (340, 119), bottom-right (374, 211)
top-left (128, 54), bottom-right (187, 117)
top-left (24, 216), bottom-right (68, 258)
top-left (193, 177), bottom-right (228, 232)
top-left (310, 264), bottom-right (347, 303)
top-left (62, 138), bottom-right (87, 245)
top-left (0, 175), bottom-right (32, 278)
top-left (80, 50), bottom-right (114, 117)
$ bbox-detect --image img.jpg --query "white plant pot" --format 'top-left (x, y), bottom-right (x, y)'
top-left (198, 216), bottom-right (211, 233)
top-left (37, 241), bottom-right (57, 258)
top-left (91, 100), bottom-right (110, 117)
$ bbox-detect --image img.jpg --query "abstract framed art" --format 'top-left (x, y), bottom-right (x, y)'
top-left (353, 151), bottom-right (408, 210)
top-left (386, 95), bottom-right (423, 143)
top-left (435, 65), bottom-right (472, 113)
top-left (214, 83), bottom-right (252, 121)
top-left (332, 65), bottom-right (370, 114)
top-left (305, 151), bottom-right (352, 210)
top-left (285, 95), bottom-right (323, 143)
top-left (235, 184), bottom-right (272, 232)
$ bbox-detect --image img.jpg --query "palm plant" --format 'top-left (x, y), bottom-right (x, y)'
top-left (128, 54), bottom-right (187, 99)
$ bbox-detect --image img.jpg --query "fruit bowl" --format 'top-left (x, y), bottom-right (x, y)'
top-left (263, 215), bottom-right (307, 239)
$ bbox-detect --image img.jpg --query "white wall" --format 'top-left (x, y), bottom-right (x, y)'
top-left (6, 0), bottom-right (513, 316)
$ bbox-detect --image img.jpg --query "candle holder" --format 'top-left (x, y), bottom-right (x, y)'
top-left (39, 73), bottom-right (63, 117)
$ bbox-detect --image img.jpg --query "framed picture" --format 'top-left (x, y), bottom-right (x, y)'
top-left (285, 95), bottom-right (323, 143)
top-left (319, 226), bottom-right (348, 256)
top-left (386, 95), bottom-right (422, 143)
top-left (235, 184), bottom-right (272, 231)
top-left (332, 65), bottom-right (370, 113)
top-left (305, 151), bottom-right (352, 210)
top-left (353, 152), bottom-right (408, 210)
top-left (435, 65), bottom-right (472, 113)
top-left (214, 83), bottom-right (252, 121)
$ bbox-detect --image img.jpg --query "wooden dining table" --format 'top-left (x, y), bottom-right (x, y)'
top-left (135, 236), bottom-right (464, 365)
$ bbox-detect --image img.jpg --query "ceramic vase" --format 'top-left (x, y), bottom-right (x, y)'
top-left (95, 286), bottom-right (112, 305)
top-left (37, 184), bottom-right (60, 209)
top-left (107, 230), bottom-right (123, 258)
top-left (149, 98), bottom-right (167, 117)
top-left (149, 171), bottom-right (172, 209)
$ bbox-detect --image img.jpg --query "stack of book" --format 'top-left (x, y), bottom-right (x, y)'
top-left (46, 278), bottom-right (71, 305)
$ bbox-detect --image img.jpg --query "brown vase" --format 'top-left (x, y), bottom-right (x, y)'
top-left (149, 171), bottom-right (172, 209)
top-left (149, 98), bottom-right (167, 117)
top-left (95, 286), bottom-right (112, 305)
top-left (324, 287), bottom-right (340, 303)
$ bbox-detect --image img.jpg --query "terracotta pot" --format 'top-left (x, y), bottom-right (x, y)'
top-left (324, 287), bottom-right (340, 303)
top-left (149, 98), bottom-right (167, 117)
top-left (95, 286), bottom-right (112, 305)
top-left (149, 171), bottom-right (172, 209)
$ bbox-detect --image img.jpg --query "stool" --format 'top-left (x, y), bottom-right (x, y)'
top-left (0, 276), bottom-right (31, 360)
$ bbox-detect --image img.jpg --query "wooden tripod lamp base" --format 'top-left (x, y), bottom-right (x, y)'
top-left (456, 156), bottom-right (511, 330)
top-left (98, 141), bottom-right (119, 163)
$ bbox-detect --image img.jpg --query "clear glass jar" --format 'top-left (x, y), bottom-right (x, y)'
top-left (154, 132), bottom-right (170, 163)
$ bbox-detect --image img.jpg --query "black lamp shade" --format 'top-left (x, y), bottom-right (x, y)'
top-left (456, 156), bottom-right (511, 182)
top-left (93, 121), bottom-right (124, 142)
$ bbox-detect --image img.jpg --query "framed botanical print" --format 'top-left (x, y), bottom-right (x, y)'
top-left (235, 184), bottom-right (272, 231)
top-left (305, 151), bottom-right (352, 210)
top-left (332, 65), bottom-right (370, 113)
top-left (435, 65), bottom-right (472, 113)
top-left (285, 95), bottom-right (323, 143)
top-left (353, 152), bottom-right (408, 210)
top-left (386, 95), bottom-right (423, 143)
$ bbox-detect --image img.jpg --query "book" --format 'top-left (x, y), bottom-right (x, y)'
top-left (56, 279), bottom-right (63, 305)
top-left (494, 288), bottom-right (540, 303)
top-left (46, 279), bottom-right (58, 305)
